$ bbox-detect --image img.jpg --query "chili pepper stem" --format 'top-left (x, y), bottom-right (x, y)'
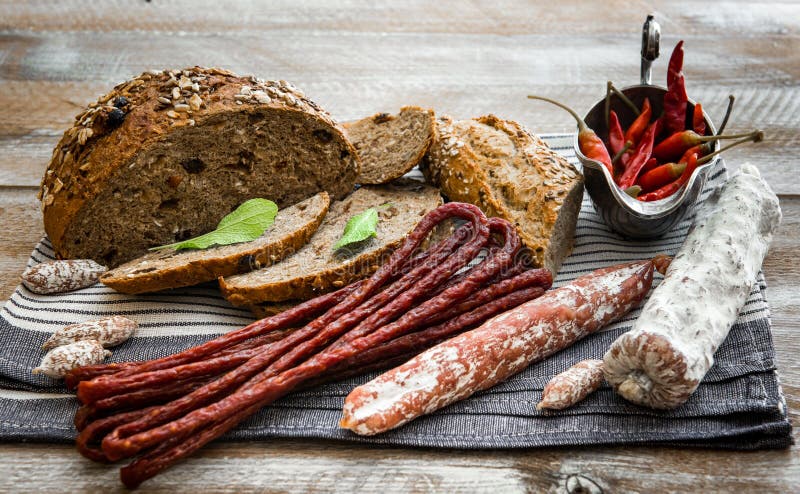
top-left (608, 82), bottom-right (641, 116)
top-left (604, 82), bottom-right (612, 129)
top-left (696, 129), bottom-right (761, 143)
top-left (717, 94), bottom-right (735, 136)
top-left (611, 141), bottom-right (633, 165)
top-left (698, 131), bottom-right (764, 165)
top-left (527, 95), bottom-right (590, 133)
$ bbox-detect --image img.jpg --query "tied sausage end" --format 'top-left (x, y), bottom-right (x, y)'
top-left (602, 331), bottom-right (699, 409)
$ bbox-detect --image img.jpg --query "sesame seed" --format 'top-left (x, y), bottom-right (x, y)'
top-left (173, 103), bottom-right (190, 112)
top-left (166, 110), bottom-right (179, 118)
top-left (157, 96), bottom-right (172, 105)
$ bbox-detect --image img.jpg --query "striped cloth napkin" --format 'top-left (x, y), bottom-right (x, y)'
top-left (0, 135), bottom-right (791, 448)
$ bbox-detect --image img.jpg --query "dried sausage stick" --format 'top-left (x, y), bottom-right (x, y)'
top-left (98, 204), bottom-right (490, 459)
top-left (67, 282), bottom-right (359, 389)
top-left (340, 260), bottom-right (655, 435)
top-left (331, 218), bottom-right (520, 348)
top-left (69, 224), bottom-right (460, 389)
top-left (79, 205), bottom-right (488, 405)
top-left (536, 359), bottom-right (605, 410)
top-left (603, 165), bottom-right (781, 409)
top-left (118, 282), bottom-right (550, 487)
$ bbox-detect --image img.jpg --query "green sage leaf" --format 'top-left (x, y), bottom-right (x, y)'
top-left (333, 207), bottom-right (379, 250)
top-left (150, 198), bottom-right (278, 251)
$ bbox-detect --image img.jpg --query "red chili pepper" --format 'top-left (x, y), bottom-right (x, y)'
top-left (653, 130), bottom-right (760, 162)
top-left (638, 157), bottom-right (659, 176)
top-left (678, 144), bottom-right (706, 165)
top-left (607, 110), bottom-right (626, 156)
top-left (617, 120), bottom-right (659, 189)
top-left (638, 153), bottom-right (698, 201)
top-left (667, 40), bottom-right (684, 87)
top-left (662, 41), bottom-right (688, 136)
top-left (693, 103), bottom-right (706, 135)
top-left (624, 98), bottom-right (652, 147)
top-left (528, 95), bottom-right (613, 174)
top-left (638, 162), bottom-right (687, 192)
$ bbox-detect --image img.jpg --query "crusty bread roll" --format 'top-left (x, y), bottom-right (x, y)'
top-left (40, 67), bottom-right (359, 267)
top-left (421, 115), bottom-right (583, 274)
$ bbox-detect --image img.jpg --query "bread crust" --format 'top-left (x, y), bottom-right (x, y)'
top-left (421, 114), bottom-right (583, 274)
top-left (40, 67), bottom-right (359, 265)
top-left (100, 192), bottom-right (330, 294)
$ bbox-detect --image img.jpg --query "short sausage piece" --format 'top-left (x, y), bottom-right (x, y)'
top-left (21, 259), bottom-right (106, 294)
top-left (536, 359), bottom-right (604, 410)
top-left (33, 340), bottom-right (112, 378)
top-left (340, 260), bottom-right (654, 435)
top-left (603, 165), bottom-right (781, 409)
top-left (42, 316), bottom-right (137, 351)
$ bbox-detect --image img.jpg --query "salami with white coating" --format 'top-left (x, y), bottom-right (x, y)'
top-left (340, 260), bottom-right (655, 435)
top-left (603, 164), bottom-right (781, 409)
top-left (536, 359), bottom-right (604, 410)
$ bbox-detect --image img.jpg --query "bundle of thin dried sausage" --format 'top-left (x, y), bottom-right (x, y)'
top-left (67, 202), bottom-right (555, 488)
top-left (340, 259), bottom-right (655, 435)
top-left (603, 165), bottom-right (781, 409)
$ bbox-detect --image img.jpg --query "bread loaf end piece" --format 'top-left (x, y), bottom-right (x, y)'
top-left (100, 192), bottom-right (330, 294)
top-left (41, 67), bottom-right (359, 267)
top-left (220, 180), bottom-right (442, 305)
top-left (603, 164), bottom-right (781, 409)
top-left (345, 106), bottom-right (435, 185)
top-left (422, 115), bottom-right (583, 275)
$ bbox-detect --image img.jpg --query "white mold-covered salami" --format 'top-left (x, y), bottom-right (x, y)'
top-left (603, 165), bottom-right (781, 409)
top-left (32, 340), bottom-right (112, 378)
top-left (340, 260), bottom-right (654, 435)
top-left (42, 316), bottom-right (138, 351)
top-left (536, 359), bottom-right (604, 410)
top-left (21, 259), bottom-right (106, 294)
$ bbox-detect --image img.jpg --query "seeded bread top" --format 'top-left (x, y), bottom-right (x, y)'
top-left (422, 114), bottom-right (583, 274)
top-left (40, 66), bottom-right (357, 259)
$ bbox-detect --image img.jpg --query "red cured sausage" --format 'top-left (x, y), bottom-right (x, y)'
top-left (339, 260), bottom-right (655, 435)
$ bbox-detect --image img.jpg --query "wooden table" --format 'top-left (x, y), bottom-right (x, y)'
top-left (1, 1), bottom-right (798, 491)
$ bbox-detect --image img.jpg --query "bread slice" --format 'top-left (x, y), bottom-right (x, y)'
top-left (220, 180), bottom-right (442, 305)
top-left (99, 192), bottom-right (330, 294)
top-left (40, 67), bottom-right (359, 267)
top-left (344, 106), bottom-right (435, 184)
top-left (421, 114), bottom-right (584, 275)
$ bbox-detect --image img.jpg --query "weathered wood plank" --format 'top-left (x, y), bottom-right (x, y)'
top-left (0, 438), bottom-right (797, 493)
top-left (1, 0), bottom-right (798, 37)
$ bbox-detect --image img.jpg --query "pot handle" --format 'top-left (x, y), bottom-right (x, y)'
top-left (640, 14), bottom-right (661, 85)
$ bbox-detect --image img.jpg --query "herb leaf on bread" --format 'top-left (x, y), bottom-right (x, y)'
top-left (150, 198), bottom-right (278, 251)
top-left (333, 207), bottom-right (380, 250)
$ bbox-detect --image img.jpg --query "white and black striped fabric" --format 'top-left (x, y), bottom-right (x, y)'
top-left (0, 135), bottom-right (791, 448)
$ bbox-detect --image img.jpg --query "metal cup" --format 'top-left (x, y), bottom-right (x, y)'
top-left (575, 16), bottom-right (720, 239)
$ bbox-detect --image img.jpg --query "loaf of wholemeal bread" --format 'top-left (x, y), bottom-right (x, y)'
top-left (220, 180), bottom-right (442, 305)
top-left (421, 115), bottom-right (583, 274)
top-left (99, 192), bottom-right (330, 294)
top-left (40, 67), bottom-right (359, 267)
top-left (344, 106), bottom-right (435, 184)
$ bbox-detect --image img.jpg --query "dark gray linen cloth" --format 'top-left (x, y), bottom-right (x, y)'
top-left (0, 135), bottom-right (791, 448)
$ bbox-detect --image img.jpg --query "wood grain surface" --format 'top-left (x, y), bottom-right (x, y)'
top-left (0, 1), bottom-right (798, 492)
